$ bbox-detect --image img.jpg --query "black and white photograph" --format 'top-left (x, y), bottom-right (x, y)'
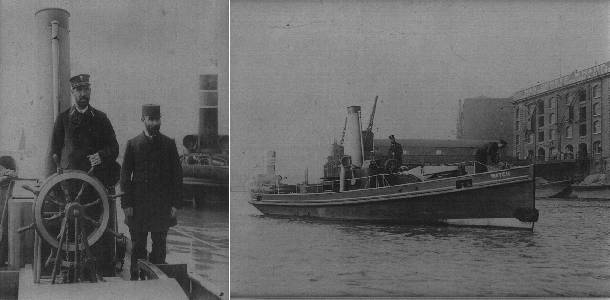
top-left (231, 0), bottom-right (610, 298)
top-left (0, 1), bottom-right (228, 299)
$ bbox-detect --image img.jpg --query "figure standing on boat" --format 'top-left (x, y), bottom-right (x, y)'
top-left (50, 73), bottom-right (121, 277)
top-left (474, 139), bottom-right (507, 173)
top-left (387, 135), bottom-right (403, 171)
top-left (120, 104), bottom-right (183, 280)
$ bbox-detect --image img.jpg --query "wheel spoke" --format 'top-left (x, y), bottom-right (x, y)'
top-left (45, 193), bottom-right (65, 207)
top-left (82, 198), bottom-right (101, 208)
top-left (82, 214), bottom-right (100, 227)
top-left (59, 183), bottom-right (72, 203)
top-left (44, 212), bottom-right (64, 223)
top-left (73, 181), bottom-right (89, 203)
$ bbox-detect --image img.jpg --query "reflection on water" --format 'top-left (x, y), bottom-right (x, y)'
top-left (116, 203), bottom-right (228, 293)
top-left (231, 193), bottom-right (610, 297)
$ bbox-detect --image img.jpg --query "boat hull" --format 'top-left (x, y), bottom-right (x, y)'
top-left (536, 180), bottom-right (572, 198)
top-left (571, 185), bottom-right (610, 200)
top-left (250, 166), bottom-right (537, 230)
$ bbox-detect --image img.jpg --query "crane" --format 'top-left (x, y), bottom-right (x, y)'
top-left (366, 95), bottom-right (378, 133)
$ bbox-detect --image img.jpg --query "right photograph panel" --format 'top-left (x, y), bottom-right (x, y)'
top-left (231, 0), bottom-right (610, 297)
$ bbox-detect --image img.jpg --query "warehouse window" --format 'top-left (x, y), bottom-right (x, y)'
top-left (580, 124), bottom-right (587, 136)
top-left (565, 126), bottom-right (572, 138)
top-left (538, 116), bottom-right (544, 127)
top-left (593, 120), bottom-right (601, 134)
top-left (537, 100), bottom-right (545, 114)
top-left (435, 149), bottom-right (442, 155)
top-left (593, 141), bottom-right (602, 154)
top-left (593, 102), bottom-right (601, 116)
top-left (550, 129), bottom-right (556, 140)
top-left (538, 131), bottom-right (544, 142)
top-left (515, 120), bottom-right (520, 131)
top-left (579, 106), bottom-right (587, 121)
top-left (516, 135), bottom-right (520, 145)
top-left (568, 106), bottom-right (574, 121)
top-left (593, 85), bottom-right (601, 98)
top-left (549, 113), bottom-right (555, 124)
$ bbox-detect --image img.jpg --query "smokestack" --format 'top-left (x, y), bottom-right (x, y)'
top-left (198, 74), bottom-right (219, 150)
top-left (344, 106), bottom-right (363, 167)
top-left (23, 8), bottom-right (71, 178)
top-left (266, 150), bottom-right (276, 176)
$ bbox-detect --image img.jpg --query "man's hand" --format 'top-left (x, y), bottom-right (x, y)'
top-left (87, 152), bottom-right (102, 167)
top-left (171, 206), bottom-right (178, 218)
top-left (123, 207), bottom-right (133, 217)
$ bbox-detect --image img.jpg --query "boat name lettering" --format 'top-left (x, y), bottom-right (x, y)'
top-left (490, 171), bottom-right (511, 179)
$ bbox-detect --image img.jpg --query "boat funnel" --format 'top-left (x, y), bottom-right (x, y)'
top-left (25, 8), bottom-right (71, 178)
top-left (198, 74), bottom-right (219, 150)
top-left (266, 150), bottom-right (276, 176)
top-left (344, 106), bottom-right (363, 167)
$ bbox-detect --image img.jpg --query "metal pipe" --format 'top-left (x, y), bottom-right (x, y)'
top-left (339, 165), bottom-right (345, 192)
top-left (51, 20), bottom-right (59, 120)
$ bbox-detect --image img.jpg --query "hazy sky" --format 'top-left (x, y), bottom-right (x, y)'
top-left (0, 0), bottom-right (228, 163)
top-left (231, 0), bottom-right (610, 184)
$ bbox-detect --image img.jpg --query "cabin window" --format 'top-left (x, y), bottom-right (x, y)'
top-left (593, 120), bottom-right (601, 134)
top-left (565, 126), bottom-right (572, 138)
top-left (580, 124), bottom-right (587, 136)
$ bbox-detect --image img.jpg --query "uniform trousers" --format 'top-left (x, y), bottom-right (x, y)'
top-left (129, 230), bottom-right (168, 278)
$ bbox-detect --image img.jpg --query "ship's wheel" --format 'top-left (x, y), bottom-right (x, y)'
top-left (33, 170), bottom-right (110, 251)
top-left (19, 163), bottom-right (125, 283)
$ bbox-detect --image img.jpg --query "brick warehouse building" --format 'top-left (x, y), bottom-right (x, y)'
top-left (512, 61), bottom-right (610, 173)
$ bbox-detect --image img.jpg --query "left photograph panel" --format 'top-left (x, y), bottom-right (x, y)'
top-left (0, 1), bottom-right (228, 299)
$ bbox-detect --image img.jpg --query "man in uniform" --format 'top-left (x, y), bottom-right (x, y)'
top-left (474, 139), bottom-right (507, 173)
top-left (120, 104), bottom-right (182, 280)
top-left (50, 74), bottom-right (120, 277)
top-left (388, 135), bottom-right (403, 169)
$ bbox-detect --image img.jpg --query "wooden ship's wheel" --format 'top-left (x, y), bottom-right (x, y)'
top-left (19, 163), bottom-right (124, 284)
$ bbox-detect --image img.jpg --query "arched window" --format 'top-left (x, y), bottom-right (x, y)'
top-left (537, 147), bottom-right (546, 160)
top-left (537, 100), bottom-right (545, 114)
top-left (549, 113), bottom-right (555, 124)
top-left (549, 147), bottom-right (557, 159)
top-left (593, 120), bottom-right (601, 134)
top-left (564, 145), bottom-right (574, 159)
top-left (565, 126), bottom-right (572, 138)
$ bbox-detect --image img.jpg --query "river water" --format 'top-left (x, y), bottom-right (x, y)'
top-left (230, 192), bottom-right (610, 297)
top-left (118, 206), bottom-right (229, 294)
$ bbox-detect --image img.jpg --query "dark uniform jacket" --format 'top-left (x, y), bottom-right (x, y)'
top-left (51, 106), bottom-right (120, 186)
top-left (120, 132), bottom-right (183, 232)
top-left (475, 142), bottom-right (500, 165)
top-left (388, 141), bottom-right (403, 166)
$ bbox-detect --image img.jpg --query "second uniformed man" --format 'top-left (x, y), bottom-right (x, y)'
top-left (120, 104), bottom-right (183, 280)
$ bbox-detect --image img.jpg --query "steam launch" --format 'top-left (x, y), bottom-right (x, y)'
top-left (249, 102), bottom-right (539, 230)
